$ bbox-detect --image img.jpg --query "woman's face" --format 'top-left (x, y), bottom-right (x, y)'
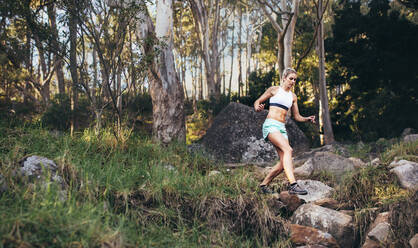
top-left (284, 73), bottom-right (297, 88)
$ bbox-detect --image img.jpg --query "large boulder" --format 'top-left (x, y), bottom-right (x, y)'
top-left (294, 152), bottom-right (356, 181)
top-left (200, 102), bottom-right (309, 164)
top-left (293, 143), bottom-right (351, 167)
top-left (292, 203), bottom-right (355, 248)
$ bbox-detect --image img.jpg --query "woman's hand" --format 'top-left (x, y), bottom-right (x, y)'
top-left (305, 115), bottom-right (316, 123)
top-left (254, 103), bottom-right (265, 112)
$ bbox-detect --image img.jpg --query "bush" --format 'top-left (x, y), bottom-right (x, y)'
top-left (41, 94), bottom-right (91, 131)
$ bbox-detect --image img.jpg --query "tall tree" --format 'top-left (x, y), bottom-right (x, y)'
top-left (258, 0), bottom-right (299, 78)
top-left (136, 1), bottom-right (185, 143)
top-left (316, 0), bottom-right (334, 144)
top-left (68, 0), bottom-right (79, 136)
top-left (188, 0), bottom-right (222, 99)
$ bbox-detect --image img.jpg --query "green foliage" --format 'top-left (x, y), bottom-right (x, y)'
top-left (41, 94), bottom-right (91, 131)
top-left (326, 0), bottom-right (418, 141)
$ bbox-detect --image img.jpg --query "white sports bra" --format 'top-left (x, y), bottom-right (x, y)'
top-left (269, 87), bottom-right (293, 110)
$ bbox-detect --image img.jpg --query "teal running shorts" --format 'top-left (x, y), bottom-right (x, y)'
top-left (262, 118), bottom-right (288, 141)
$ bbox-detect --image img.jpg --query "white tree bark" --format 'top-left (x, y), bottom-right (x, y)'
top-left (136, 1), bottom-right (185, 143)
top-left (317, 0), bottom-right (334, 144)
top-left (188, 0), bottom-right (221, 99)
top-left (259, 0), bottom-right (299, 77)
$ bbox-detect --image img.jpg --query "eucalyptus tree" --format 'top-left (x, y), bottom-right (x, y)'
top-left (187, 0), bottom-right (223, 99)
top-left (136, 0), bottom-right (185, 143)
top-left (316, 0), bottom-right (334, 144)
top-left (257, 0), bottom-right (299, 78)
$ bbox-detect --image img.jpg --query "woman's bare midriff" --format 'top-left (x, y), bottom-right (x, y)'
top-left (267, 106), bottom-right (288, 123)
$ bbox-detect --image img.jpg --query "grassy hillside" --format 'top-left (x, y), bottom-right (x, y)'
top-left (0, 121), bottom-right (416, 247)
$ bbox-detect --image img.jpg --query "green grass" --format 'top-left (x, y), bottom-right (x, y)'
top-left (1, 121), bottom-right (416, 247)
top-left (0, 123), bottom-right (290, 247)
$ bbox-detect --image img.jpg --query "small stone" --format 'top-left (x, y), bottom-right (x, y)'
top-left (314, 198), bottom-right (340, 210)
top-left (349, 157), bottom-right (366, 168)
top-left (404, 134), bottom-right (418, 143)
top-left (296, 180), bottom-right (334, 203)
top-left (279, 191), bottom-right (304, 212)
top-left (339, 210), bottom-right (355, 216)
top-left (208, 170), bottom-right (221, 177)
top-left (371, 158), bottom-right (381, 166)
top-left (290, 224), bottom-right (340, 248)
top-left (409, 233), bottom-right (418, 248)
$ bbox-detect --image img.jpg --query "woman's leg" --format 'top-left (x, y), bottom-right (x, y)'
top-left (260, 148), bottom-right (284, 186)
top-left (265, 132), bottom-right (296, 184)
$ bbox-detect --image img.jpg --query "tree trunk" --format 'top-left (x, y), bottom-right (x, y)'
top-left (47, 3), bottom-right (65, 96)
top-left (188, 0), bottom-right (221, 100)
top-left (136, 0), bottom-right (185, 143)
top-left (69, 0), bottom-right (79, 135)
top-left (281, 0), bottom-right (299, 70)
top-left (238, 7), bottom-right (243, 98)
top-left (317, 0), bottom-right (334, 144)
top-left (228, 10), bottom-right (235, 100)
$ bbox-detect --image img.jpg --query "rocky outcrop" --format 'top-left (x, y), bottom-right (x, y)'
top-left (292, 204), bottom-right (355, 248)
top-left (294, 152), bottom-right (356, 181)
top-left (296, 180), bottom-right (334, 203)
top-left (290, 224), bottom-right (340, 248)
top-left (200, 102), bottom-right (309, 164)
top-left (389, 160), bottom-right (418, 190)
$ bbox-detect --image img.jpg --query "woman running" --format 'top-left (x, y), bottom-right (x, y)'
top-left (254, 68), bottom-right (315, 195)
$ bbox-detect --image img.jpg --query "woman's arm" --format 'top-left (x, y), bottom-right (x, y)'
top-left (254, 87), bottom-right (275, 112)
top-left (291, 93), bottom-right (316, 123)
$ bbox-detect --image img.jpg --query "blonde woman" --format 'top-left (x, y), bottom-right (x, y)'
top-left (254, 68), bottom-right (315, 195)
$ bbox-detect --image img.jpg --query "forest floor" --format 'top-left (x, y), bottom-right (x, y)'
top-left (0, 120), bottom-right (416, 247)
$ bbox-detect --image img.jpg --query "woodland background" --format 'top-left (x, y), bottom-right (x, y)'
top-left (0, 0), bottom-right (417, 144)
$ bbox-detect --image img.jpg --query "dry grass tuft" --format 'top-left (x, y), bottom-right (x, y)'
top-left (198, 194), bottom-right (289, 245)
top-left (389, 190), bottom-right (417, 247)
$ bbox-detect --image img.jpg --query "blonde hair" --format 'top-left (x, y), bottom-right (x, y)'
top-left (280, 68), bottom-right (297, 85)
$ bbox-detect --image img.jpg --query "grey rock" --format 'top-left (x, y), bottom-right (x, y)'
top-left (404, 134), bottom-right (418, 143)
top-left (348, 157), bottom-right (366, 168)
top-left (163, 164), bottom-right (177, 172)
top-left (294, 158), bottom-right (314, 176)
top-left (295, 246), bottom-right (328, 248)
top-left (390, 160), bottom-right (418, 190)
top-left (367, 222), bottom-right (390, 243)
top-left (310, 152), bottom-right (356, 180)
top-left (208, 170), bottom-right (221, 177)
top-left (200, 102), bottom-right (309, 164)
top-left (389, 159), bottom-right (413, 169)
top-left (410, 233), bottom-right (418, 248)
top-left (364, 212), bottom-right (391, 246)
top-left (19, 155), bottom-right (62, 183)
top-left (371, 158), bottom-right (381, 166)
top-left (401, 128), bottom-right (414, 138)
top-left (296, 180), bottom-right (334, 203)
top-left (294, 144), bottom-right (351, 166)
top-left (292, 204), bottom-right (355, 248)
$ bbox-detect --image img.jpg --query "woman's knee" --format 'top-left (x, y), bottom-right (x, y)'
top-left (282, 145), bottom-right (293, 154)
